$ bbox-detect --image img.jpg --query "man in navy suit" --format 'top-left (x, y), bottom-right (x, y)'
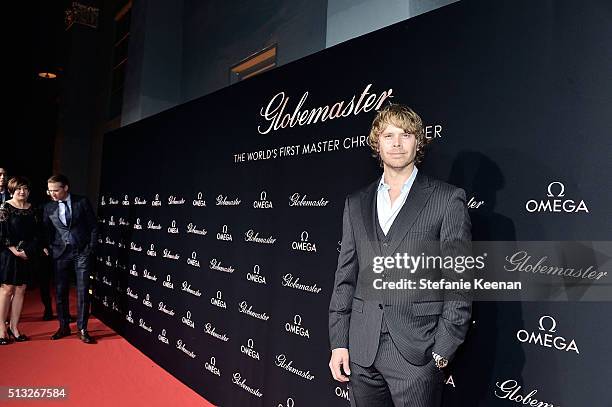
top-left (43, 174), bottom-right (98, 344)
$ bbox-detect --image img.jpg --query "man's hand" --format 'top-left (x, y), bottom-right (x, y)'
top-left (43, 248), bottom-right (49, 256)
top-left (329, 348), bottom-right (351, 382)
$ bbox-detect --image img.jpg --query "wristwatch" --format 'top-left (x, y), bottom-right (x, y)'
top-left (432, 352), bottom-right (448, 369)
top-left (435, 356), bottom-right (448, 369)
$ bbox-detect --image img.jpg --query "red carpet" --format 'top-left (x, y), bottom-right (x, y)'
top-left (0, 288), bottom-right (215, 407)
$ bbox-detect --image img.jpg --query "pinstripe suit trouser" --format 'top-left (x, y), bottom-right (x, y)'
top-left (349, 332), bottom-right (443, 407)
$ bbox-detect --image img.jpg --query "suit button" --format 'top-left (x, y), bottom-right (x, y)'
top-left (378, 304), bottom-right (383, 309)
top-left (383, 243), bottom-right (388, 247)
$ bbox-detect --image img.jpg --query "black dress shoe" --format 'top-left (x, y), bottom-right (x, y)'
top-left (0, 336), bottom-right (11, 345)
top-left (51, 327), bottom-right (71, 340)
top-left (7, 328), bottom-right (29, 342)
top-left (79, 329), bottom-right (96, 344)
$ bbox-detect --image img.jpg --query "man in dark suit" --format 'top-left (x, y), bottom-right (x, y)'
top-left (43, 174), bottom-right (98, 344)
top-left (329, 104), bottom-right (472, 406)
top-left (0, 168), bottom-right (9, 203)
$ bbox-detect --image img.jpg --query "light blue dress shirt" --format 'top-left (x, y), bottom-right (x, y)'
top-left (376, 167), bottom-right (418, 235)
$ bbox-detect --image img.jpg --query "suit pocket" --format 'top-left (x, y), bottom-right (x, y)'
top-left (352, 298), bottom-right (364, 313)
top-left (412, 301), bottom-right (444, 316)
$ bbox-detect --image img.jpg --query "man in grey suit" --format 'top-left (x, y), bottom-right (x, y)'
top-left (329, 104), bottom-right (472, 406)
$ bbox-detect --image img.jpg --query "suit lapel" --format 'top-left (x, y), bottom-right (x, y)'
top-left (359, 180), bottom-right (381, 257)
top-left (386, 173), bottom-right (435, 255)
top-left (50, 202), bottom-right (65, 229)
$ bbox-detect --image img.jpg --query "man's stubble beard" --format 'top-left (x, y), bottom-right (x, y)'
top-left (382, 154), bottom-right (416, 172)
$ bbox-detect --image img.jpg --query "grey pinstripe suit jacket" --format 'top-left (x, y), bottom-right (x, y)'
top-left (329, 172), bottom-right (472, 367)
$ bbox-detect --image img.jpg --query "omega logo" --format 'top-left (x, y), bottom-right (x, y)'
top-left (291, 231), bottom-right (317, 252)
top-left (285, 314), bottom-right (309, 338)
top-left (525, 181), bottom-right (588, 213)
top-left (516, 315), bottom-right (579, 353)
top-left (278, 398), bottom-right (295, 407)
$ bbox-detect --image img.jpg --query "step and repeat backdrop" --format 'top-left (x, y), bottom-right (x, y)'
top-left (93, 1), bottom-right (611, 406)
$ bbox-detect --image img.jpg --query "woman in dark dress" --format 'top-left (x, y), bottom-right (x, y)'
top-left (0, 176), bottom-right (43, 344)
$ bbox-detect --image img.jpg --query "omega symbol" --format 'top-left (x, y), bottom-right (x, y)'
top-left (538, 315), bottom-right (557, 333)
top-left (300, 231), bottom-right (309, 242)
top-left (253, 265), bottom-right (260, 274)
top-left (186, 310), bottom-right (191, 319)
top-left (216, 291), bottom-right (222, 299)
top-left (192, 252), bottom-right (197, 259)
top-left (247, 338), bottom-right (254, 348)
top-left (546, 181), bottom-right (565, 197)
top-left (210, 356), bottom-right (216, 366)
top-left (260, 191), bottom-right (267, 200)
top-left (161, 329), bottom-right (166, 336)
top-left (198, 192), bottom-right (203, 199)
top-left (222, 224), bottom-right (228, 233)
top-left (294, 314), bottom-right (302, 326)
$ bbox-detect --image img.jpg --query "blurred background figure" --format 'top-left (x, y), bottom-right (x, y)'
top-left (0, 168), bottom-right (9, 203)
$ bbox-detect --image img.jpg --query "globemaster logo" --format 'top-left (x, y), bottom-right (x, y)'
top-left (525, 181), bottom-right (588, 213)
top-left (495, 379), bottom-right (557, 406)
top-left (516, 315), bottom-right (579, 354)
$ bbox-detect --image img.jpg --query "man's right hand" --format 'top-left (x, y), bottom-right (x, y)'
top-left (329, 347), bottom-right (351, 382)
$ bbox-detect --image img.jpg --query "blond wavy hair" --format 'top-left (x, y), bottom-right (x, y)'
top-left (367, 104), bottom-right (431, 167)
